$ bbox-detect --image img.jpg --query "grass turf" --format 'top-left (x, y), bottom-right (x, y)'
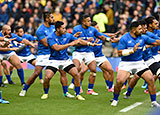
top-left (0, 70), bottom-right (160, 115)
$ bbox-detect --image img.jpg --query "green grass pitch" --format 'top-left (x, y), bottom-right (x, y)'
top-left (0, 70), bottom-right (159, 115)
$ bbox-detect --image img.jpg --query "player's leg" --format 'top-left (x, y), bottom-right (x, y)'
top-left (124, 74), bottom-right (140, 99)
top-left (29, 59), bottom-right (44, 84)
top-left (19, 65), bottom-right (44, 96)
top-left (140, 70), bottom-right (160, 107)
top-left (59, 69), bottom-right (74, 98)
top-left (8, 54), bottom-right (25, 85)
top-left (1, 61), bottom-right (15, 84)
top-left (99, 60), bottom-right (114, 92)
top-left (111, 70), bottom-right (130, 106)
top-left (41, 66), bottom-right (57, 99)
top-left (66, 66), bottom-right (85, 100)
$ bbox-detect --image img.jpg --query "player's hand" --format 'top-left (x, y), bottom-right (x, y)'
top-left (29, 42), bottom-right (35, 48)
top-left (10, 47), bottom-right (19, 51)
top-left (90, 43), bottom-right (101, 47)
top-left (73, 32), bottom-right (82, 37)
top-left (133, 43), bottom-right (140, 52)
top-left (87, 37), bottom-right (94, 42)
top-left (110, 37), bottom-right (119, 43)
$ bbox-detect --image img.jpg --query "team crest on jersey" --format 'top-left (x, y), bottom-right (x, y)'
top-left (63, 38), bottom-right (67, 42)
top-left (89, 31), bottom-right (92, 34)
top-left (128, 40), bottom-right (132, 43)
top-left (139, 39), bottom-right (143, 43)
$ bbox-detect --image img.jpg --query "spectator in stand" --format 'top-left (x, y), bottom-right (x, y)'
top-left (104, 4), bottom-right (114, 33)
top-left (53, 7), bottom-right (63, 22)
top-left (0, 4), bottom-right (9, 26)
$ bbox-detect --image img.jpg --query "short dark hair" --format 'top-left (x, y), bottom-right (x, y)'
top-left (81, 15), bottom-right (90, 23)
top-left (43, 12), bottom-right (52, 21)
top-left (55, 21), bottom-right (64, 30)
top-left (15, 26), bottom-right (23, 32)
top-left (144, 16), bottom-right (156, 27)
top-left (129, 21), bottom-right (140, 30)
top-left (91, 21), bottom-right (97, 26)
top-left (139, 19), bottom-right (147, 26)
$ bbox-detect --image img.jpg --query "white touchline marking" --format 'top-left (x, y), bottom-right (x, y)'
top-left (119, 91), bottom-right (160, 112)
top-left (119, 102), bottom-right (143, 112)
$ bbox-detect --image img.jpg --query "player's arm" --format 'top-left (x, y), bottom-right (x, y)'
top-left (36, 30), bottom-right (49, 47)
top-left (21, 39), bottom-right (35, 47)
top-left (40, 37), bottom-right (49, 47)
top-left (0, 47), bottom-right (18, 51)
top-left (77, 38), bottom-right (99, 47)
top-left (51, 41), bottom-right (78, 51)
top-left (118, 43), bottom-right (140, 56)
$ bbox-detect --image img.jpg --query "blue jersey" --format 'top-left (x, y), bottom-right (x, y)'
top-left (0, 32), bottom-right (22, 54)
top-left (36, 24), bottom-right (55, 55)
top-left (146, 31), bottom-right (160, 56)
top-left (47, 32), bottom-right (78, 60)
top-left (16, 34), bottom-right (37, 56)
top-left (154, 29), bottom-right (160, 53)
top-left (118, 32), bottom-right (156, 61)
top-left (92, 33), bottom-right (109, 57)
top-left (72, 25), bottom-right (102, 52)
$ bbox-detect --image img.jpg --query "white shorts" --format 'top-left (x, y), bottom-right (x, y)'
top-left (35, 55), bottom-right (50, 66)
top-left (47, 59), bottom-right (74, 70)
top-left (0, 51), bottom-right (16, 60)
top-left (144, 58), bottom-right (156, 67)
top-left (95, 56), bottom-right (107, 66)
top-left (118, 60), bottom-right (148, 74)
top-left (72, 52), bottom-right (95, 65)
top-left (153, 54), bottom-right (160, 62)
top-left (18, 54), bottom-right (36, 63)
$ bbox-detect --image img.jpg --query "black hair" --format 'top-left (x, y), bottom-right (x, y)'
top-left (129, 21), bottom-right (140, 30)
top-left (144, 16), bottom-right (156, 27)
top-left (15, 26), bottom-right (23, 32)
top-left (43, 12), bottom-right (52, 21)
top-left (139, 19), bottom-right (147, 26)
top-left (91, 21), bottom-right (97, 26)
top-left (55, 21), bottom-right (64, 30)
top-left (81, 15), bottom-right (90, 23)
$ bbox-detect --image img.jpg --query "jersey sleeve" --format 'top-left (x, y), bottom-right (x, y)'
top-left (70, 34), bottom-right (78, 41)
top-left (118, 37), bottom-right (127, 50)
top-left (36, 29), bottom-right (46, 41)
top-left (47, 34), bottom-right (57, 47)
top-left (72, 27), bottom-right (77, 35)
top-left (28, 35), bottom-right (37, 41)
top-left (12, 33), bottom-right (23, 42)
top-left (144, 35), bottom-right (156, 44)
top-left (93, 27), bottom-right (102, 38)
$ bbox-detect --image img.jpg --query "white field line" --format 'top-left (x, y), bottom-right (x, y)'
top-left (119, 102), bottom-right (143, 112)
top-left (119, 91), bottom-right (160, 112)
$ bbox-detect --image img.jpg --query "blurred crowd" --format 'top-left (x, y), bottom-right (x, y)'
top-left (0, 0), bottom-right (160, 56)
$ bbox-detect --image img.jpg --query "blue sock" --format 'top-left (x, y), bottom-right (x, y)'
top-left (80, 82), bottom-right (82, 87)
top-left (44, 88), bottom-right (49, 94)
top-left (105, 80), bottom-right (109, 87)
top-left (124, 80), bottom-right (127, 86)
top-left (126, 86), bottom-right (133, 96)
top-left (5, 75), bottom-right (11, 82)
top-left (113, 93), bottom-right (119, 101)
top-left (17, 68), bottom-right (25, 84)
top-left (88, 84), bottom-right (94, 91)
top-left (144, 80), bottom-right (147, 85)
top-left (0, 90), bottom-right (1, 99)
top-left (39, 72), bottom-right (43, 79)
top-left (146, 84), bottom-right (148, 90)
top-left (109, 81), bottom-right (113, 89)
top-left (150, 94), bottom-right (156, 102)
top-left (23, 84), bottom-right (30, 91)
top-left (63, 86), bottom-right (68, 94)
top-left (10, 71), bottom-right (13, 76)
top-left (0, 76), bottom-right (3, 83)
top-left (71, 78), bottom-right (74, 84)
top-left (75, 86), bottom-right (80, 96)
